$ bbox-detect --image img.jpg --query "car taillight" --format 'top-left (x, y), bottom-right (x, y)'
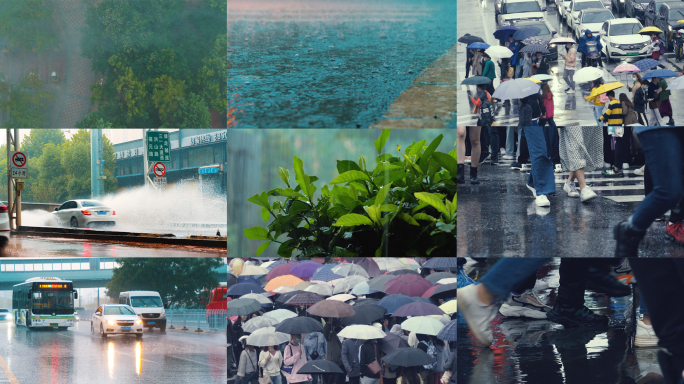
top-left (0, 206), bottom-right (7, 212)
top-left (81, 210), bottom-right (92, 215)
top-left (112, 211), bottom-right (116, 215)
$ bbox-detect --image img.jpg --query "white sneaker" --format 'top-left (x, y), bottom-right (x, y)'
top-left (635, 166), bottom-right (645, 176)
top-left (457, 285), bottom-right (499, 346)
top-left (535, 195), bottom-right (550, 207)
top-left (526, 184), bottom-right (537, 198)
top-left (554, 164), bottom-right (563, 173)
top-left (635, 319), bottom-right (659, 347)
top-left (580, 186), bottom-right (598, 203)
top-left (566, 89), bottom-right (574, 94)
top-left (465, 156), bottom-right (471, 163)
top-left (563, 181), bottom-right (580, 198)
top-left (521, 164), bottom-right (531, 172)
top-left (503, 155), bottom-right (514, 160)
top-left (499, 290), bottom-right (552, 319)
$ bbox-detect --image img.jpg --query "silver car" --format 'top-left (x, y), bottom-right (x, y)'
top-left (52, 200), bottom-right (116, 228)
top-left (92, 304), bottom-right (143, 339)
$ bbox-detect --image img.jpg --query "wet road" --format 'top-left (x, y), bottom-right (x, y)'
top-left (456, 0), bottom-right (684, 126)
top-left (457, 258), bottom-right (663, 384)
top-left (0, 321), bottom-right (226, 384)
top-left (2, 237), bottom-right (227, 258)
top-left (457, 155), bottom-right (684, 257)
top-left (227, 0), bottom-right (456, 128)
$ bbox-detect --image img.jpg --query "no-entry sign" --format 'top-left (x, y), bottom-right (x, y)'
top-left (153, 162), bottom-right (166, 177)
top-left (11, 151), bottom-right (27, 169)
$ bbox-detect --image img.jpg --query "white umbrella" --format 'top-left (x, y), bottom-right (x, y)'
top-left (667, 75), bottom-right (684, 90)
top-left (262, 309), bottom-right (298, 323)
top-left (240, 265), bottom-right (269, 276)
top-left (401, 316), bottom-right (445, 336)
top-left (243, 316), bottom-right (278, 332)
top-left (549, 36), bottom-right (576, 45)
top-left (246, 326), bottom-right (290, 346)
top-left (573, 67), bottom-right (604, 83)
top-left (271, 286), bottom-right (296, 293)
top-left (531, 74), bottom-right (553, 81)
top-left (338, 325), bottom-right (386, 340)
top-left (374, 258), bottom-right (411, 272)
top-left (305, 284), bottom-right (334, 296)
top-left (240, 293), bottom-right (274, 305)
top-left (436, 278), bottom-right (457, 285)
top-left (484, 46), bottom-right (513, 60)
top-left (260, 260), bottom-right (278, 270)
top-left (327, 294), bottom-right (355, 302)
top-left (331, 264), bottom-right (370, 278)
top-left (492, 78), bottom-right (540, 100)
top-left (333, 275), bottom-right (369, 294)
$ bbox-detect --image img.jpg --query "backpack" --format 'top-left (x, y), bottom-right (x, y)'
top-left (659, 40), bottom-right (665, 55)
top-left (479, 97), bottom-right (495, 125)
top-left (420, 340), bottom-right (437, 370)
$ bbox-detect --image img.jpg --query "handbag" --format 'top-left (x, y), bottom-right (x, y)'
top-left (282, 345), bottom-right (295, 374)
top-left (309, 334), bottom-right (320, 361)
top-left (366, 344), bottom-right (382, 375)
top-left (649, 99), bottom-right (661, 109)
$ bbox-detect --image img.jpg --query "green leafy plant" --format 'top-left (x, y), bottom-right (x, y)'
top-left (243, 130), bottom-right (456, 257)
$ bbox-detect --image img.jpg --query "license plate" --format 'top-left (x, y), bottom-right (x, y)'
top-left (148, 321), bottom-right (155, 324)
top-left (51, 323), bottom-right (58, 327)
top-left (97, 211), bottom-right (107, 215)
top-left (627, 52), bottom-right (639, 56)
top-left (121, 327), bottom-right (131, 331)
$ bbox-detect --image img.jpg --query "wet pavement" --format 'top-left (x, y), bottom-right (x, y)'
top-left (227, 0), bottom-right (456, 128)
top-left (456, 0), bottom-right (684, 126)
top-left (0, 321), bottom-right (226, 383)
top-left (457, 156), bottom-right (684, 257)
top-left (457, 258), bottom-right (666, 384)
top-left (2, 237), bottom-right (227, 258)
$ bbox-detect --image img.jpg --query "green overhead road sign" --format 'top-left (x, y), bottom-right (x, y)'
top-left (146, 131), bottom-right (170, 162)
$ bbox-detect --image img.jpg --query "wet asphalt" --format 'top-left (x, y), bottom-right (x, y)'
top-left (227, 0), bottom-right (456, 128)
top-left (456, 258), bottom-right (666, 384)
top-left (0, 321), bottom-right (226, 383)
top-left (457, 155), bottom-right (684, 257)
top-left (456, 0), bottom-right (684, 126)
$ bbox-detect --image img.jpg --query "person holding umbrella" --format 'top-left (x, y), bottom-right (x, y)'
top-left (304, 331), bottom-right (327, 384)
top-left (341, 337), bottom-right (364, 384)
top-left (561, 43), bottom-right (577, 93)
top-left (238, 337), bottom-right (260, 384)
top-left (522, 52), bottom-right (532, 78)
top-left (658, 75), bottom-right (674, 126)
top-left (533, 51), bottom-right (549, 75)
top-left (283, 334), bottom-right (313, 384)
top-left (481, 53), bottom-right (496, 96)
top-left (634, 79), bottom-right (650, 125)
top-left (323, 320), bottom-right (345, 384)
top-left (471, 50), bottom-right (483, 77)
top-left (259, 345), bottom-right (284, 384)
top-left (585, 80), bottom-right (606, 127)
top-left (646, 76), bottom-right (664, 126)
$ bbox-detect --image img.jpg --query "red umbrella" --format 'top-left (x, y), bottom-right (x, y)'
top-left (350, 258), bottom-right (382, 278)
top-left (266, 262), bottom-right (298, 281)
top-left (421, 285), bottom-right (440, 298)
top-left (384, 274), bottom-right (432, 297)
top-left (284, 293), bottom-right (324, 307)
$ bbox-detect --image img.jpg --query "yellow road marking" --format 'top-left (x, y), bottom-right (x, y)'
top-left (0, 354), bottom-right (20, 384)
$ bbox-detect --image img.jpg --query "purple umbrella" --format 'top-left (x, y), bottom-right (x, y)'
top-left (350, 258), bottom-right (382, 278)
top-left (290, 262), bottom-right (323, 278)
top-left (391, 302), bottom-right (445, 317)
top-left (384, 274), bottom-right (433, 297)
top-left (266, 262), bottom-right (298, 281)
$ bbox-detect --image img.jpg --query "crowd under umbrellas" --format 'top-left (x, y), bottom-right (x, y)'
top-left (224, 258), bottom-right (457, 384)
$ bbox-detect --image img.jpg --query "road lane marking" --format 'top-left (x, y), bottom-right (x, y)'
top-left (0, 354), bottom-right (20, 384)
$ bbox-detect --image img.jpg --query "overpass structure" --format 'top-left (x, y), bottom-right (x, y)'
top-left (0, 257), bottom-right (227, 290)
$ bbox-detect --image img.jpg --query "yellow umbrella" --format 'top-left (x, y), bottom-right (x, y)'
top-left (264, 274), bottom-right (304, 291)
top-left (524, 77), bottom-right (542, 84)
top-left (639, 26), bottom-right (663, 35)
top-left (588, 82), bottom-right (624, 98)
top-left (440, 300), bottom-right (456, 315)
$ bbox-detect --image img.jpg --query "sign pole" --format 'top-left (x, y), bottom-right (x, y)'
top-left (6, 130), bottom-right (12, 230)
top-left (143, 129), bottom-right (150, 188)
top-left (12, 129), bottom-right (20, 228)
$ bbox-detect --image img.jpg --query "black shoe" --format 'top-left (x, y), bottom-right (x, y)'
top-left (457, 164), bottom-right (465, 184)
top-left (613, 221), bottom-right (646, 258)
top-left (490, 159), bottom-right (499, 165)
top-left (546, 303), bottom-right (608, 327)
top-left (669, 118), bottom-right (675, 126)
top-left (585, 267), bottom-right (632, 297)
top-left (511, 162), bottom-right (522, 170)
top-left (470, 167), bottom-right (480, 185)
top-left (657, 350), bottom-right (684, 384)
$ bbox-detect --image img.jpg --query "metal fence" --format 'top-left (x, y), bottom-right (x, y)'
top-left (76, 309), bottom-right (227, 332)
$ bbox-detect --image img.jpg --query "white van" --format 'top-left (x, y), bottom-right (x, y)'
top-left (119, 291), bottom-right (166, 331)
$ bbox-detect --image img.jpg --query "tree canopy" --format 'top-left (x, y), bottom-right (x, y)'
top-left (20, 129), bottom-right (65, 160)
top-left (0, 73), bottom-right (54, 128)
top-left (0, 0), bottom-right (57, 52)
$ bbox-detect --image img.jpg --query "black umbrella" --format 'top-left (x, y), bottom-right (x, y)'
top-left (297, 360), bottom-right (345, 374)
top-left (381, 347), bottom-right (435, 367)
top-left (430, 283), bottom-right (457, 300)
top-left (461, 76), bottom-right (492, 86)
top-left (422, 258), bottom-right (459, 270)
top-left (340, 304), bottom-right (386, 326)
top-left (458, 34), bottom-right (485, 44)
top-left (226, 283), bottom-right (265, 296)
top-left (388, 269), bottom-right (420, 276)
top-left (368, 275), bottom-right (394, 292)
top-left (275, 290), bottom-right (308, 304)
top-left (226, 273), bottom-right (238, 288)
top-left (275, 316), bottom-right (323, 334)
top-left (378, 333), bottom-right (409, 355)
top-left (226, 298), bottom-right (262, 317)
top-left (353, 298), bottom-right (381, 306)
top-left (425, 272), bottom-right (455, 284)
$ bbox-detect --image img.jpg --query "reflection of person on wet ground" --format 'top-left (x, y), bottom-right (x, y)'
top-left (614, 127), bottom-right (684, 258)
top-left (457, 127), bottom-right (481, 185)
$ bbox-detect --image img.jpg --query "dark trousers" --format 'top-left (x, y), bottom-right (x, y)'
top-left (500, 58), bottom-right (509, 80)
top-left (517, 129), bottom-right (530, 164)
top-left (614, 127), bottom-right (632, 170)
top-left (602, 128), bottom-right (614, 165)
top-left (630, 259), bottom-right (684, 363)
top-left (557, 259), bottom-right (616, 308)
top-left (348, 376), bottom-right (360, 384)
top-left (465, 60), bottom-right (472, 79)
top-left (488, 127), bottom-right (500, 161)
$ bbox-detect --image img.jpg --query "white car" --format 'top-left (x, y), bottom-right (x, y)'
top-left (568, 0), bottom-right (607, 28)
top-left (91, 304), bottom-right (143, 339)
top-left (497, 0), bottom-right (547, 27)
top-left (558, 0), bottom-right (574, 19)
top-left (52, 200), bottom-right (116, 228)
top-left (0, 308), bottom-right (11, 322)
top-left (599, 18), bottom-right (651, 61)
top-left (574, 8), bottom-right (615, 40)
top-left (0, 205), bottom-right (9, 250)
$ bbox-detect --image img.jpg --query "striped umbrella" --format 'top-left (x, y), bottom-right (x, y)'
top-left (284, 293), bottom-right (324, 307)
top-left (520, 44), bottom-right (550, 53)
top-left (331, 264), bottom-right (370, 278)
top-left (436, 319), bottom-right (457, 341)
top-left (633, 58), bottom-right (660, 72)
top-left (312, 264), bottom-right (344, 282)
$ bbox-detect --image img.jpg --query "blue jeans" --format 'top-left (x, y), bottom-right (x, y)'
top-left (522, 127), bottom-right (556, 196)
top-left (516, 127), bottom-right (524, 158)
top-left (593, 105), bottom-right (604, 127)
top-left (480, 258), bottom-right (550, 301)
top-left (270, 375), bottom-right (283, 384)
top-left (631, 129), bottom-right (684, 231)
top-left (506, 127), bottom-right (516, 156)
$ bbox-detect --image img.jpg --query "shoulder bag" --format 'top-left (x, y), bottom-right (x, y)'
top-left (366, 344), bottom-right (382, 375)
top-left (243, 351), bottom-right (259, 383)
top-left (282, 345), bottom-right (295, 374)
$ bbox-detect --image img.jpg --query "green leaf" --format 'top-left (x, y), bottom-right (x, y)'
top-left (301, 246), bottom-right (326, 257)
top-left (330, 170), bottom-right (371, 184)
top-left (333, 247), bottom-right (359, 257)
top-left (432, 151), bottom-right (458, 175)
top-left (277, 240), bottom-right (296, 257)
top-left (364, 205), bottom-right (382, 225)
top-left (379, 204), bottom-right (398, 213)
top-left (375, 183), bottom-right (391, 206)
top-left (337, 160), bottom-right (362, 174)
top-left (397, 212), bottom-right (420, 226)
top-left (333, 214), bottom-right (374, 227)
top-left (293, 156), bottom-right (314, 201)
top-left (418, 134), bottom-right (444, 171)
top-left (414, 192), bottom-right (449, 216)
top-left (406, 139), bottom-right (427, 158)
top-left (413, 212), bottom-right (437, 222)
top-left (256, 241), bottom-right (271, 256)
top-left (261, 207), bottom-right (270, 222)
top-left (376, 153), bottom-right (394, 163)
top-left (374, 129), bottom-right (391, 154)
top-left (374, 169), bottom-right (408, 185)
top-left (247, 192), bottom-right (270, 210)
top-left (358, 156), bottom-right (367, 171)
top-left (273, 188), bottom-right (305, 198)
top-left (278, 167), bottom-right (290, 187)
top-left (244, 226), bottom-right (270, 240)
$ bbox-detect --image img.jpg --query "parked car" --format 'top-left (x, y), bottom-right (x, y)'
top-left (558, 0), bottom-right (574, 20)
top-left (600, 18), bottom-right (652, 61)
top-left (644, 0), bottom-right (682, 27)
top-left (52, 200), bottom-right (116, 228)
top-left (498, 0), bottom-right (546, 27)
top-left (0, 205), bottom-right (9, 250)
top-left (625, 0), bottom-right (651, 21)
top-left (91, 304), bottom-right (143, 339)
top-left (574, 8), bottom-right (616, 40)
top-left (513, 19), bottom-right (560, 60)
top-left (653, 2), bottom-right (684, 51)
top-left (568, 0), bottom-right (608, 28)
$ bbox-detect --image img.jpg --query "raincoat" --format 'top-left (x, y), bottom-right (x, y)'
top-left (578, 29), bottom-right (602, 56)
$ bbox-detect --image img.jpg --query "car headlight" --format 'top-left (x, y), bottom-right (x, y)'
top-left (611, 42), bottom-right (620, 48)
top-left (669, 26), bottom-right (673, 31)
top-left (107, 320), bottom-right (116, 325)
top-left (136, 319), bottom-right (143, 325)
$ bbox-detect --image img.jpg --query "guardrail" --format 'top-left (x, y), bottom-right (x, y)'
top-left (76, 309), bottom-right (227, 332)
